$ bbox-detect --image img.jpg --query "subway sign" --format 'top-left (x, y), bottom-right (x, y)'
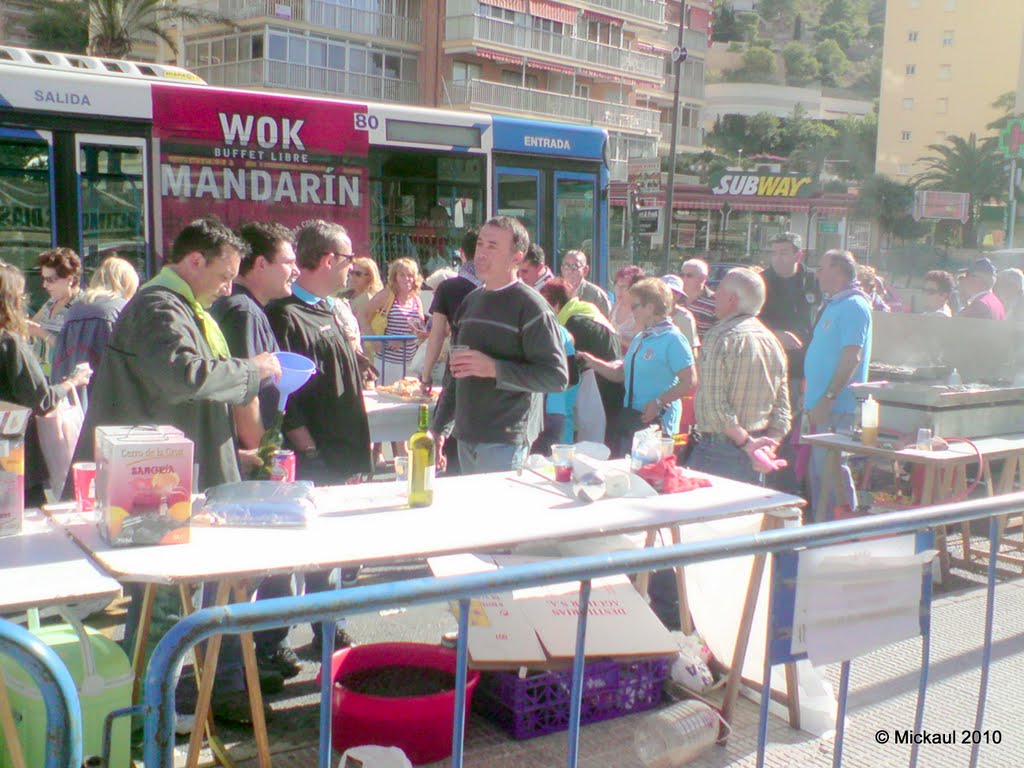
top-left (710, 171), bottom-right (817, 197)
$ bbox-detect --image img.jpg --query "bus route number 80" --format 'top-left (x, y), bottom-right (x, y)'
top-left (354, 113), bottom-right (380, 131)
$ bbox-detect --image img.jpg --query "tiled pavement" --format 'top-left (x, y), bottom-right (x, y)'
top-left (150, 548), bottom-right (1024, 768)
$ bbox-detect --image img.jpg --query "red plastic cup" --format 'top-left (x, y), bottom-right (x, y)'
top-left (72, 462), bottom-right (97, 514)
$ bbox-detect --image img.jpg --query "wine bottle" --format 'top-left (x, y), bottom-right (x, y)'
top-left (408, 404), bottom-right (435, 507)
top-left (252, 411), bottom-right (284, 480)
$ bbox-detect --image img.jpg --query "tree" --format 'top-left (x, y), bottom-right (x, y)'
top-left (854, 175), bottom-right (925, 250)
top-left (27, 1), bottom-right (88, 54)
top-left (32, 0), bottom-right (234, 59)
top-left (815, 39), bottom-right (848, 87)
top-left (815, 21), bottom-right (855, 52)
top-left (757, 0), bottom-right (800, 22)
top-left (911, 133), bottom-right (1008, 245)
top-left (747, 113), bottom-right (782, 154)
top-left (820, 0), bottom-right (867, 36)
top-left (782, 42), bottom-right (819, 86)
top-left (736, 46), bottom-right (777, 83)
top-left (831, 111), bottom-right (877, 180)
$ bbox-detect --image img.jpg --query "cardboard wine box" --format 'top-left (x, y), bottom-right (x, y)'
top-left (0, 401), bottom-right (30, 538)
top-left (95, 425), bottom-right (192, 546)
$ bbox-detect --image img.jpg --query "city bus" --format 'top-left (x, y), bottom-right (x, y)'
top-left (0, 45), bottom-right (609, 292)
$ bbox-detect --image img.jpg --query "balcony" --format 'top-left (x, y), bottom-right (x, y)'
top-left (446, 14), bottom-right (664, 83)
top-left (193, 60), bottom-right (419, 103)
top-left (659, 122), bottom-right (703, 150)
top-left (202, 0), bottom-right (421, 44)
top-left (583, 0), bottom-right (665, 25)
top-left (447, 80), bottom-right (660, 134)
top-left (307, 0), bottom-right (422, 44)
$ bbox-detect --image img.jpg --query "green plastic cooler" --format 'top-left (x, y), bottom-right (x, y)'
top-left (0, 611), bottom-right (131, 768)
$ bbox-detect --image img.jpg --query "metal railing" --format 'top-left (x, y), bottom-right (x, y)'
top-left (140, 490), bottom-right (1024, 768)
top-left (586, 0), bottom-right (665, 24)
top-left (193, 60), bottom-right (420, 102)
top-left (660, 122), bottom-right (704, 149)
top-left (0, 617), bottom-right (83, 768)
top-left (307, 0), bottom-right (422, 43)
top-left (445, 14), bottom-right (664, 81)
top-left (446, 80), bottom-right (660, 133)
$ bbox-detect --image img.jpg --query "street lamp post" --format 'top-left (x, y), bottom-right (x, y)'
top-left (662, 2), bottom-right (688, 275)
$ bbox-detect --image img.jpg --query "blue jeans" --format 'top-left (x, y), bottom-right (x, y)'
top-left (687, 434), bottom-right (763, 486)
top-left (458, 441), bottom-right (529, 474)
top-left (808, 411), bottom-right (858, 522)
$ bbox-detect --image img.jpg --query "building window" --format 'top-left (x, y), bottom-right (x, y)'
top-left (907, 31), bottom-right (918, 42)
top-left (939, 64), bottom-right (951, 80)
top-left (532, 18), bottom-right (564, 35)
top-left (900, 130), bottom-right (912, 142)
top-left (944, 0), bottom-right (955, 9)
top-left (574, 83), bottom-right (590, 99)
top-left (903, 98), bottom-right (914, 110)
top-left (936, 97), bottom-right (948, 114)
top-left (452, 61), bottom-right (481, 82)
top-left (936, 130), bottom-right (947, 141)
top-left (905, 64), bottom-right (916, 75)
top-left (910, 0), bottom-right (920, 6)
top-left (487, 6), bottom-right (515, 23)
top-left (500, 70), bottom-right (538, 89)
top-left (898, 164), bottom-right (911, 175)
top-left (587, 20), bottom-right (623, 48)
top-left (943, 30), bottom-right (954, 46)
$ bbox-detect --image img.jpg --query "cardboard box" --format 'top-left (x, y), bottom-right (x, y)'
top-left (0, 401), bottom-right (30, 538)
top-left (95, 425), bottom-right (192, 546)
top-left (429, 554), bottom-right (677, 668)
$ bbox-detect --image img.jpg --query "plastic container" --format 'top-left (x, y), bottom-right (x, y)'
top-left (274, 351), bottom-right (316, 410)
top-left (323, 642), bottom-right (479, 765)
top-left (475, 657), bottom-right (671, 740)
top-left (860, 395), bottom-right (879, 446)
top-left (0, 611), bottom-right (131, 768)
top-left (633, 700), bottom-right (720, 768)
top-left (947, 367), bottom-right (962, 386)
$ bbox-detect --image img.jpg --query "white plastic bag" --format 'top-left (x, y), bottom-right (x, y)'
top-left (36, 386), bottom-right (84, 500)
top-left (573, 370), bottom-right (606, 443)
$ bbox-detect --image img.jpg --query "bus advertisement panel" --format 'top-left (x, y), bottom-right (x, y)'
top-left (151, 85), bottom-right (370, 258)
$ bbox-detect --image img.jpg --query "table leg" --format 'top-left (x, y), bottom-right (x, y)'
top-left (720, 513), bottom-right (791, 735)
top-left (232, 583), bottom-right (272, 768)
top-left (815, 448), bottom-right (838, 523)
top-left (634, 529), bottom-right (660, 598)
top-left (668, 527), bottom-right (693, 635)
top-left (186, 581), bottom-right (232, 768)
top-left (130, 584), bottom-right (157, 705)
top-left (0, 671), bottom-right (27, 768)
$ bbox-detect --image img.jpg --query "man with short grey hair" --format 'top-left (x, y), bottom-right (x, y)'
top-left (560, 249), bottom-right (611, 318)
top-left (690, 268), bottom-right (790, 483)
top-left (995, 267), bottom-right (1024, 322)
top-left (679, 258), bottom-right (717, 335)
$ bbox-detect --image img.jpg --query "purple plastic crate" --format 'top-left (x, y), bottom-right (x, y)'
top-left (474, 657), bottom-right (672, 740)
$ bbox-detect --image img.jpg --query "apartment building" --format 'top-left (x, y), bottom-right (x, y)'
top-left (876, 0), bottom-right (1024, 179)
top-left (182, 0), bottom-right (707, 180)
top-left (0, 0), bottom-right (43, 47)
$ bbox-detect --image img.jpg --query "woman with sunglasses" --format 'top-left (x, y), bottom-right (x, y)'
top-left (342, 257), bottom-right (384, 362)
top-left (362, 257), bottom-right (426, 387)
top-left (0, 264), bottom-right (92, 503)
top-left (578, 277), bottom-right (697, 457)
top-left (27, 247), bottom-right (82, 375)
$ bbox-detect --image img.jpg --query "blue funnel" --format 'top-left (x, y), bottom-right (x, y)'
top-left (274, 351), bottom-right (316, 411)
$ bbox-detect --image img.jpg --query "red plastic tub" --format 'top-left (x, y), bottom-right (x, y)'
top-left (324, 642), bottom-right (480, 765)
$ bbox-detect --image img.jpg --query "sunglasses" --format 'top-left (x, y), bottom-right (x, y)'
top-left (561, 263), bottom-right (583, 272)
top-left (350, 270), bottom-right (368, 277)
top-left (681, 272), bottom-right (701, 278)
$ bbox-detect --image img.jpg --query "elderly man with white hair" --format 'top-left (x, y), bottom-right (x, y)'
top-left (690, 268), bottom-right (790, 484)
top-left (679, 258), bottom-right (717, 335)
top-left (995, 268), bottom-right (1024, 323)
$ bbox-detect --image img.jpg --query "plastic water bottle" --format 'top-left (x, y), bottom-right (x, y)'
top-left (633, 700), bottom-right (720, 767)
top-left (947, 367), bottom-right (962, 386)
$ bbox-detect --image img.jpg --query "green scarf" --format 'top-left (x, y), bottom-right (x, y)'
top-left (144, 267), bottom-right (230, 359)
top-left (558, 296), bottom-right (615, 332)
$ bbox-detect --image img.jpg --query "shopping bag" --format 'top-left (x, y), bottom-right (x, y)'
top-left (574, 369), bottom-right (606, 444)
top-left (35, 386), bottom-right (84, 500)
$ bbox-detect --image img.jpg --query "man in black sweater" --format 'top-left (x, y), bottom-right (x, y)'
top-left (449, 216), bottom-right (569, 473)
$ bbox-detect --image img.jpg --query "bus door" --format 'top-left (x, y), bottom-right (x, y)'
top-left (494, 166), bottom-right (542, 249)
top-left (75, 134), bottom-right (149, 276)
top-left (553, 170), bottom-right (598, 282)
top-left (0, 127), bottom-right (56, 269)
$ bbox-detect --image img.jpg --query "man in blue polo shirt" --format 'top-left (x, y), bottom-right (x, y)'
top-left (804, 249), bottom-right (872, 521)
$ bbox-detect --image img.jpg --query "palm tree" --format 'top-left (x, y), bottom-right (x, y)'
top-left (911, 133), bottom-right (1007, 245)
top-left (34, 0), bottom-right (233, 60)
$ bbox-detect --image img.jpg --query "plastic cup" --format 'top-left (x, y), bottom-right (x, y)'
top-left (916, 428), bottom-right (933, 451)
top-left (394, 456), bottom-right (409, 491)
top-left (660, 437), bottom-right (676, 460)
top-left (551, 444), bottom-right (574, 482)
top-left (72, 462), bottom-right (96, 515)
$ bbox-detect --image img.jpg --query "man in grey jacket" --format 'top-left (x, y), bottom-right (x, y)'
top-left (560, 248), bottom-right (612, 318)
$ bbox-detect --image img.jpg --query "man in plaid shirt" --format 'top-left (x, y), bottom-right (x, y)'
top-left (689, 268), bottom-right (791, 484)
